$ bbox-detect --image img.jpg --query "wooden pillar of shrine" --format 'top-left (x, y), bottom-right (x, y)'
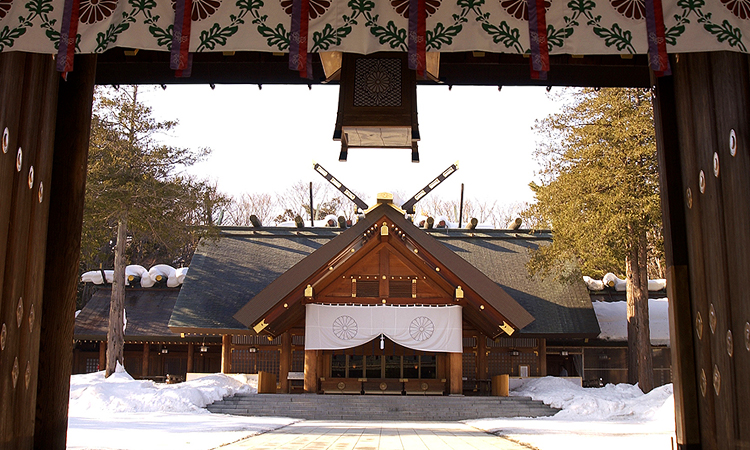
top-left (142, 343), bottom-right (150, 378)
top-left (186, 342), bottom-right (194, 374)
top-left (279, 332), bottom-right (291, 393)
top-left (449, 352), bottom-right (462, 395)
top-left (539, 338), bottom-right (547, 376)
top-left (304, 349), bottom-right (319, 393)
top-left (221, 335), bottom-right (232, 374)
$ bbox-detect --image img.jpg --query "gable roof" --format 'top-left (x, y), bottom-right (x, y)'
top-left (75, 287), bottom-right (183, 341)
top-left (232, 204), bottom-right (535, 338)
top-left (170, 206), bottom-right (599, 338)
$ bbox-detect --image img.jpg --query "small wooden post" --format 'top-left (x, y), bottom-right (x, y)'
top-left (539, 338), bottom-right (547, 376)
top-left (186, 342), bottom-right (194, 374)
top-left (142, 343), bottom-right (150, 378)
top-left (449, 352), bottom-right (462, 395)
top-left (221, 335), bottom-right (232, 374)
top-left (477, 332), bottom-right (487, 383)
top-left (304, 349), bottom-right (319, 393)
top-left (98, 342), bottom-right (106, 371)
top-left (279, 332), bottom-right (291, 393)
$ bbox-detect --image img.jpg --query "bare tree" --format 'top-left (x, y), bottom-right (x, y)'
top-left (224, 193), bottom-right (276, 226)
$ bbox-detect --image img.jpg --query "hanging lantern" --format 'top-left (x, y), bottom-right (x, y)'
top-left (325, 52), bottom-right (439, 163)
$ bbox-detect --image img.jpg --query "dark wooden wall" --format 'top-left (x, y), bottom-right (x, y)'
top-left (655, 51), bottom-right (750, 450)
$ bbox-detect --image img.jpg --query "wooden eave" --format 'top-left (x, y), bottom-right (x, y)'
top-left (234, 203), bottom-right (535, 339)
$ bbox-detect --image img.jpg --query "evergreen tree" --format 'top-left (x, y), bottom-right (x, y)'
top-left (83, 86), bottom-right (221, 377)
top-left (527, 88), bottom-right (662, 392)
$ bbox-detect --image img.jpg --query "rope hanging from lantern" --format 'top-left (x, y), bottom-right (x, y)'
top-left (289, 0), bottom-right (313, 79)
top-left (527, 0), bottom-right (549, 80)
top-left (645, 0), bottom-right (671, 77)
top-left (171, 0), bottom-right (193, 77)
top-left (56, 0), bottom-right (80, 79)
top-left (408, 0), bottom-right (426, 77)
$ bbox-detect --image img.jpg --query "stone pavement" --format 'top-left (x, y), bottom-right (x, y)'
top-left (222, 420), bottom-right (531, 450)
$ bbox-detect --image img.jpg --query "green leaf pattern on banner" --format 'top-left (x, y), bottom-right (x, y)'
top-left (0, 0), bottom-right (746, 55)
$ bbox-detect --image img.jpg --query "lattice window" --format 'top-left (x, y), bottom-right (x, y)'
top-left (353, 58), bottom-right (402, 107)
top-left (356, 280), bottom-right (379, 297)
top-left (257, 350), bottom-right (280, 378)
top-left (233, 335), bottom-right (281, 345)
top-left (463, 352), bottom-right (477, 380)
top-left (291, 350), bottom-right (305, 372)
top-left (488, 353), bottom-right (512, 377)
top-left (463, 337), bottom-right (477, 348)
top-left (389, 280), bottom-right (412, 298)
top-left (85, 358), bottom-right (99, 373)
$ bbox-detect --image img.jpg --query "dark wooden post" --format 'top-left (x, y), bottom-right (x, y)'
top-left (279, 332), bottom-right (291, 392)
top-left (142, 343), bottom-right (150, 378)
top-left (304, 349), bottom-right (319, 393)
top-left (449, 352), bottom-right (462, 395)
top-left (187, 342), bottom-right (194, 374)
top-left (539, 338), bottom-right (547, 376)
top-left (652, 62), bottom-right (701, 449)
top-left (98, 342), bottom-right (106, 370)
top-left (477, 332), bottom-right (487, 382)
top-left (35, 55), bottom-right (96, 449)
top-left (221, 335), bottom-right (232, 374)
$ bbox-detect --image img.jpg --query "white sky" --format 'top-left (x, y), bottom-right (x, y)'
top-left (140, 85), bottom-right (562, 208)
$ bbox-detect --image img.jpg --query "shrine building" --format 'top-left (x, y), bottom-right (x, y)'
top-left (168, 194), bottom-right (601, 394)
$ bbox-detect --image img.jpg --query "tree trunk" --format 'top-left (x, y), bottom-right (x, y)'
top-left (105, 215), bottom-right (128, 377)
top-left (626, 226), bottom-right (654, 393)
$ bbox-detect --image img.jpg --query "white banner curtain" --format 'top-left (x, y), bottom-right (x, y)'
top-left (305, 304), bottom-right (462, 353)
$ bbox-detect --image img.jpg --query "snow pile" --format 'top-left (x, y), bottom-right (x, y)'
top-left (512, 376), bottom-right (674, 422)
top-left (69, 364), bottom-right (256, 416)
top-left (593, 298), bottom-right (670, 345)
top-left (585, 273), bottom-right (667, 292)
top-left (81, 264), bottom-right (188, 288)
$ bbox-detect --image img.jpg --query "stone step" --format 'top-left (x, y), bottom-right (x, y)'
top-left (206, 394), bottom-right (559, 420)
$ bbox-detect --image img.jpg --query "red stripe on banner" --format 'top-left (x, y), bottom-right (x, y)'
top-left (536, 0), bottom-right (548, 72)
top-left (299, 0), bottom-right (309, 77)
top-left (417, 0), bottom-right (426, 77)
top-left (651, 0), bottom-right (671, 76)
top-left (60, 0), bottom-right (80, 78)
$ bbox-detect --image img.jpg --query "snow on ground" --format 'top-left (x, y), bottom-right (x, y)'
top-left (467, 377), bottom-right (676, 450)
top-left (67, 368), bottom-right (675, 450)
top-left (66, 365), bottom-right (296, 450)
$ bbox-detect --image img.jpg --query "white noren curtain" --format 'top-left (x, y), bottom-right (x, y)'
top-left (305, 304), bottom-right (462, 353)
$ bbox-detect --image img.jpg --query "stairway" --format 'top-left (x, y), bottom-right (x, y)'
top-left (206, 394), bottom-right (560, 421)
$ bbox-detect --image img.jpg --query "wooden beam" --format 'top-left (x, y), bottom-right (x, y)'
top-left (221, 335), bottom-right (232, 374)
top-left (304, 349), bottom-right (319, 393)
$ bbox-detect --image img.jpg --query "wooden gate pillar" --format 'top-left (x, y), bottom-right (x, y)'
top-left (142, 343), bottom-right (150, 378)
top-left (654, 51), bottom-right (750, 449)
top-left (0, 50), bottom-right (67, 449)
top-left (34, 54), bottom-right (96, 450)
top-left (186, 342), bottom-right (194, 374)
